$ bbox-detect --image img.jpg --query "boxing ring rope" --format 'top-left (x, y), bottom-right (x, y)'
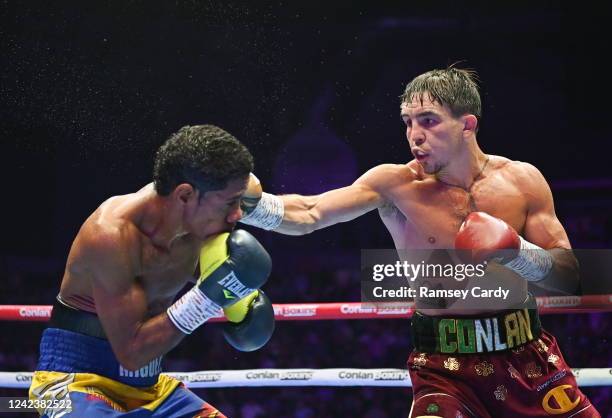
top-left (1, 368), bottom-right (611, 389)
top-left (1, 294), bottom-right (612, 322)
top-left (1, 295), bottom-right (611, 389)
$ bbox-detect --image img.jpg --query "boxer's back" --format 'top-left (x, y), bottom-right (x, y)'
top-left (59, 184), bottom-right (200, 317)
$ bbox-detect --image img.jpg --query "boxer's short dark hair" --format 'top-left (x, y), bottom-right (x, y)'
top-left (401, 66), bottom-right (482, 128)
top-left (153, 124), bottom-right (254, 197)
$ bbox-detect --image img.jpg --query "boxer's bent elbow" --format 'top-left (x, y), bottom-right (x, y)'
top-left (118, 355), bottom-right (160, 372)
top-left (539, 249), bottom-right (580, 295)
top-left (115, 342), bottom-right (153, 371)
top-left (115, 354), bottom-right (140, 371)
top-left (556, 249), bottom-right (580, 294)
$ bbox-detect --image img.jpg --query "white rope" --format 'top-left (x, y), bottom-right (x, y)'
top-left (1, 368), bottom-right (610, 389)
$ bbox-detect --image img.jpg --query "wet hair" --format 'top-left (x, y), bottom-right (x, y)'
top-left (401, 65), bottom-right (482, 128)
top-left (153, 124), bottom-right (253, 197)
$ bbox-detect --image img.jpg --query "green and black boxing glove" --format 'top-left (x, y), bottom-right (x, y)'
top-left (196, 230), bottom-right (271, 306)
top-left (222, 289), bottom-right (275, 352)
top-left (167, 230), bottom-right (272, 335)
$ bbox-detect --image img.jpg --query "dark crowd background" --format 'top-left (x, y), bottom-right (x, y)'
top-left (1, 1), bottom-right (611, 417)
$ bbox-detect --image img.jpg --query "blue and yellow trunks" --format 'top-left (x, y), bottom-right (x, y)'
top-left (29, 328), bottom-right (225, 417)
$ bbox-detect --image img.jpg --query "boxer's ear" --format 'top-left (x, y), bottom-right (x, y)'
top-left (174, 183), bottom-right (196, 204)
top-left (462, 114), bottom-right (478, 136)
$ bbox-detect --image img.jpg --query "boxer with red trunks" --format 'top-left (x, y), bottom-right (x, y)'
top-left (240, 67), bottom-right (601, 417)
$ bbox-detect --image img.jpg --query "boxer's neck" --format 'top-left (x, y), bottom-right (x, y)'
top-left (436, 141), bottom-right (487, 191)
top-left (140, 189), bottom-right (188, 252)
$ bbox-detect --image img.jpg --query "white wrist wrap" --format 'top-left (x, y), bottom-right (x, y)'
top-left (167, 286), bottom-right (222, 334)
top-left (240, 192), bottom-right (284, 230)
top-left (504, 236), bottom-right (553, 282)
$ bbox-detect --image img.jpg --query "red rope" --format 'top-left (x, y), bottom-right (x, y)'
top-left (1, 294), bottom-right (610, 322)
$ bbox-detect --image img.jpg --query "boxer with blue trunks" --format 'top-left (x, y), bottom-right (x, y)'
top-left (31, 302), bottom-right (208, 417)
top-left (29, 125), bottom-right (275, 417)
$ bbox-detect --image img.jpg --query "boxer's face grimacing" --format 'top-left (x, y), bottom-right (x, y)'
top-left (401, 94), bottom-right (466, 174)
top-left (183, 176), bottom-right (249, 240)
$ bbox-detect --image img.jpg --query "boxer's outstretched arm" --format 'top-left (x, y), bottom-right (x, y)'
top-left (520, 163), bottom-right (579, 294)
top-left (85, 224), bottom-right (186, 370)
top-left (277, 184), bottom-right (382, 235)
top-left (273, 165), bottom-right (393, 235)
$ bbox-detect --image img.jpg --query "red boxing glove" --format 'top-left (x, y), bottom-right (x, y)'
top-left (455, 212), bottom-right (520, 264)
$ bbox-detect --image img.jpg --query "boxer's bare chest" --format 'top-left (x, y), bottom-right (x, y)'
top-left (381, 165), bottom-right (528, 249)
top-left (62, 237), bottom-right (200, 316)
top-left (137, 240), bottom-right (200, 316)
